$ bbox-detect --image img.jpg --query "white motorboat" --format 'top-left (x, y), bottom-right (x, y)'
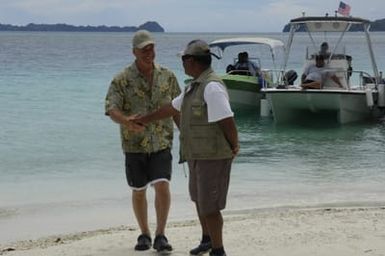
top-left (263, 15), bottom-right (385, 124)
top-left (208, 37), bottom-right (285, 108)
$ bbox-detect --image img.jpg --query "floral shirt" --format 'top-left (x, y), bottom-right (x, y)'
top-left (105, 63), bottom-right (181, 153)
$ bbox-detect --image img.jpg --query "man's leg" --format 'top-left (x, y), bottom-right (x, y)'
top-left (153, 181), bottom-right (170, 235)
top-left (189, 161), bottom-right (212, 255)
top-left (196, 203), bottom-right (209, 238)
top-left (189, 203), bottom-right (213, 255)
top-left (152, 181), bottom-right (173, 252)
top-left (204, 211), bottom-right (223, 249)
top-left (193, 159), bottom-right (231, 256)
top-left (126, 153), bottom-right (152, 250)
top-left (132, 189), bottom-right (150, 236)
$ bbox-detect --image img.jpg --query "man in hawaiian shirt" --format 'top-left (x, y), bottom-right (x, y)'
top-left (105, 30), bottom-right (181, 253)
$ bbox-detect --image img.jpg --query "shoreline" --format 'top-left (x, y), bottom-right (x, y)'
top-left (2, 205), bottom-right (385, 256)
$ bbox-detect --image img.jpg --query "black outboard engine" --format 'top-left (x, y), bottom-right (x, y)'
top-left (284, 70), bottom-right (298, 85)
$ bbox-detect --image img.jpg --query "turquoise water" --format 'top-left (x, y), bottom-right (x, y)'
top-left (1, 32), bottom-right (385, 243)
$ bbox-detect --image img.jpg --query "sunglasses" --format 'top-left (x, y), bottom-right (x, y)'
top-left (181, 55), bottom-right (193, 62)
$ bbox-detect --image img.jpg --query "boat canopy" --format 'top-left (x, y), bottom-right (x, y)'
top-left (209, 37), bottom-right (284, 52)
top-left (290, 16), bottom-right (370, 32)
top-left (209, 37), bottom-right (285, 65)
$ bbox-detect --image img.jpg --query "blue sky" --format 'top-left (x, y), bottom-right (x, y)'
top-left (0, 0), bottom-right (384, 32)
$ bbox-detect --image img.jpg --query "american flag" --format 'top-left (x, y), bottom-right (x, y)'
top-left (337, 1), bottom-right (351, 16)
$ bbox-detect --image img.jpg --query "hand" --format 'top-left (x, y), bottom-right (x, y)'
top-left (124, 114), bottom-right (145, 132)
top-left (131, 114), bottom-right (147, 126)
top-left (231, 144), bottom-right (240, 158)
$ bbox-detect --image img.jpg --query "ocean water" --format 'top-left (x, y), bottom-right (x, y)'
top-left (1, 31), bottom-right (385, 243)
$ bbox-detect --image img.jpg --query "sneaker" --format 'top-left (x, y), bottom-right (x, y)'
top-left (134, 234), bottom-right (151, 251)
top-left (153, 234), bottom-right (173, 252)
top-left (190, 241), bottom-right (212, 255)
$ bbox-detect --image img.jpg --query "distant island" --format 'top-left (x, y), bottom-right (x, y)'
top-left (0, 21), bottom-right (164, 32)
top-left (282, 18), bottom-right (385, 32)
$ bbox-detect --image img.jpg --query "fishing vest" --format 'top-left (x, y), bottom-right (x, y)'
top-left (179, 68), bottom-right (233, 162)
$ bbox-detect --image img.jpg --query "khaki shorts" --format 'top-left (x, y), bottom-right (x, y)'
top-left (188, 159), bottom-right (232, 216)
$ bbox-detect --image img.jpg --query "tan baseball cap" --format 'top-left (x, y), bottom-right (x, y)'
top-left (132, 30), bottom-right (155, 49)
top-left (182, 39), bottom-right (210, 56)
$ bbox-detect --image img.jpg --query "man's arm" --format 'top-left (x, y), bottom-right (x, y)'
top-left (108, 108), bottom-right (144, 132)
top-left (136, 103), bottom-right (180, 126)
top-left (217, 117), bottom-right (239, 157)
top-left (172, 114), bottom-right (180, 129)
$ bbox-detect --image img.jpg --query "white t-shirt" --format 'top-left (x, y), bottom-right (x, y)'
top-left (172, 81), bottom-right (234, 123)
top-left (303, 64), bottom-right (329, 82)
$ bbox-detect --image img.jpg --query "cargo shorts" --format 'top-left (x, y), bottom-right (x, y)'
top-left (187, 158), bottom-right (232, 216)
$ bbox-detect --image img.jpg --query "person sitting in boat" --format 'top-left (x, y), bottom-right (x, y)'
top-left (232, 51), bottom-right (259, 76)
top-left (319, 42), bottom-right (331, 59)
top-left (301, 54), bottom-right (342, 89)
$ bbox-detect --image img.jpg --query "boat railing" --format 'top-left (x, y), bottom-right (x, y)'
top-left (262, 69), bottom-right (302, 88)
top-left (356, 70), bottom-right (384, 88)
top-left (266, 68), bottom-right (382, 90)
top-left (331, 69), bottom-right (383, 89)
top-left (253, 68), bottom-right (380, 90)
top-left (310, 68), bottom-right (380, 90)
top-left (260, 68), bottom-right (286, 88)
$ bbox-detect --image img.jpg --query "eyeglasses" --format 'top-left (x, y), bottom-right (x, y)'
top-left (181, 55), bottom-right (193, 62)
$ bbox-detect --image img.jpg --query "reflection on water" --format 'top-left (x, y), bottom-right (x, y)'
top-left (233, 107), bottom-right (385, 183)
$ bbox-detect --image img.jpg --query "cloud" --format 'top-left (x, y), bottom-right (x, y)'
top-left (7, 0), bottom-right (125, 17)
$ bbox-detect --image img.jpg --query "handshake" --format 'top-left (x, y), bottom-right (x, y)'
top-left (124, 114), bottom-right (148, 132)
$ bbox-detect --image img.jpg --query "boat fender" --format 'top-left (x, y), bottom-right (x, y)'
top-left (260, 99), bottom-right (271, 117)
top-left (378, 84), bottom-right (385, 107)
top-left (365, 88), bottom-right (374, 108)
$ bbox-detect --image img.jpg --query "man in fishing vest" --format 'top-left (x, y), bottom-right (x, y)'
top-left (135, 39), bottom-right (239, 256)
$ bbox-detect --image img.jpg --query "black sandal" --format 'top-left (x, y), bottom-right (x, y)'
top-left (153, 234), bottom-right (173, 252)
top-left (134, 234), bottom-right (152, 251)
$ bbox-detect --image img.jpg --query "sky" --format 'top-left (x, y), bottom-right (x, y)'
top-left (0, 0), bottom-right (384, 32)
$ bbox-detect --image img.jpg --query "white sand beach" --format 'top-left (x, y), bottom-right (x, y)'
top-left (1, 206), bottom-right (385, 256)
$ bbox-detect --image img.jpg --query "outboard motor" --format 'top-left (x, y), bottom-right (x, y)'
top-left (284, 70), bottom-right (298, 85)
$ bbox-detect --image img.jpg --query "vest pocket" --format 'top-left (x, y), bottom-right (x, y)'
top-left (190, 103), bottom-right (207, 125)
top-left (189, 128), bottom-right (217, 157)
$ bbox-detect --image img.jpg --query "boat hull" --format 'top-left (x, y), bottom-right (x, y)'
top-left (185, 74), bottom-right (265, 108)
top-left (265, 89), bottom-right (373, 124)
top-left (221, 74), bottom-right (262, 107)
